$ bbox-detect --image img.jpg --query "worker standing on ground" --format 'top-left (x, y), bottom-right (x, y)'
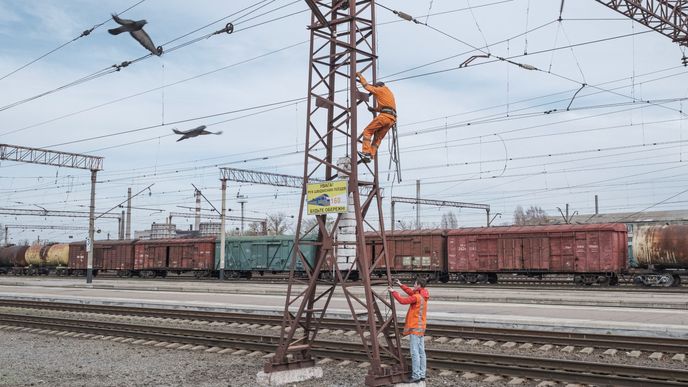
top-left (355, 71), bottom-right (397, 163)
top-left (388, 277), bottom-right (429, 383)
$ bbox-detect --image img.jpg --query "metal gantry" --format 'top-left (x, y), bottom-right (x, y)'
top-left (263, 1), bottom-right (406, 386)
top-left (391, 196), bottom-right (491, 229)
top-left (594, 1), bottom-right (688, 45)
top-left (0, 144), bottom-right (103, 283)
top-left (3, 224), bottom-right (90, 245)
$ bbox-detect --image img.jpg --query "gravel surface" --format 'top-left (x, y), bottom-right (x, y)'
top-left (0, 330), bottom-right (512, 387)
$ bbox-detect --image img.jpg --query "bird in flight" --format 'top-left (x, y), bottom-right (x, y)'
top-left (172, 125), bottom-right (223, 142)
top-left (108, 14), bottom-right (162, 56)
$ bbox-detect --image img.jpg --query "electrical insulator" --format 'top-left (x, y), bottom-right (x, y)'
top-left (395, 11), bottom-right (414, 22)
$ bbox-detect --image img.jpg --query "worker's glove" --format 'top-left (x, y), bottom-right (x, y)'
top-left (394, 279), bottom-right (402, 286)
top-left (387, 286), bottom-right (394, 292)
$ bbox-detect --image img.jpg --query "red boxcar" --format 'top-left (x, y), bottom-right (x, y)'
top-left (366, 230), bottom-right (447, 275)
top-left (447, 224), bottom-right (628, 284)
top-left (134, 237), bottom-right (215, 277)
top-left (69, 240), bottom-right (136, 275)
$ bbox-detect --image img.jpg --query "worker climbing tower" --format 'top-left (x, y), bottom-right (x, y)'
top-left (259, 1), bottom-right (406, 386)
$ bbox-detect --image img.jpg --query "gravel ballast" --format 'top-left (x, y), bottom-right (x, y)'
top-left (0, 330), bottom-right (501, 387)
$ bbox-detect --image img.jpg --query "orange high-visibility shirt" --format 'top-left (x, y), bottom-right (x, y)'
top-left (364, 83), bottom-right (396, 112)
top-left (391, 284), bottom-right (429, 336)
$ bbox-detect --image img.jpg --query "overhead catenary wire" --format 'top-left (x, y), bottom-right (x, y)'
top-left (0, 0), bottom-right (302, 115)
top-left (0, 0), bottom-right (146, 82)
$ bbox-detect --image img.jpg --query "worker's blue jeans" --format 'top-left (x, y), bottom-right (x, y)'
top-left (409, 334), bottom-right (426, 380)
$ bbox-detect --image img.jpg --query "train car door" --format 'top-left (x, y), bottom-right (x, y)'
top-left (522, 237), bottom-right (550, 270)
top-left (498, 238), bottom-right (523, 270)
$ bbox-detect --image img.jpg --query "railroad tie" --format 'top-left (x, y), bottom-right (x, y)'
top-left (482, 340), bottom-right (497, 347)
top-left (538, 344), bottom-right (553, 351)
top-left (649, 352), bottom-right (663, 360)
top-left (561, 346), bottom-right (575, 353)
top-left (518, 343), bottom-right (533, 349)
top-left (602, 348), bottom-right (617, 356)
top-left (672, 353), bottom-right (685, 362)
top-left (317, 358), bottom-right (333, 365)
top-left (438, 371), bottom-right (454, 376)
top-left (626, 350), bottom-right (641, 358)
top-left (507, 377), bottom-right (526, 385)
top-left (535, 382), bottom-right (557, 387)
top-left (579, 347), bottom-right (594, 354)
top-left (483, 375), bottom-right (503, 383)
top-left (460, 372), bottom-right (479, 380)
top-left (501, 341), bottom-right (516, 348)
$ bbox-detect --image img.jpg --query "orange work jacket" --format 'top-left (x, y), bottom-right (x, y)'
top-left (391, 284), bottom-right (429, 336)
top-left (359, 74), bottom-right (397, 120)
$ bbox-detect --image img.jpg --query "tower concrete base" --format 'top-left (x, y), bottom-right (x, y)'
top-left (256, 367), bottom-right (323, 386)
top-left (393, 381), bottom-right (426, 387)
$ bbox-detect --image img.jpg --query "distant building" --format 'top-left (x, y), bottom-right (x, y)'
top-left (547, 210), bottom-right (688, 228)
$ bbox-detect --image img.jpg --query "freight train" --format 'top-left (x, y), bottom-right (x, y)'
top-left (1, 224), bottom-right (686, 286)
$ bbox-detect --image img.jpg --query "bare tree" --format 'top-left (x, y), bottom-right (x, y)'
top-left (513, 205), bottom-right (526, 225)
top-left (440, 211), bottom-right (458, 229)
top-left (395, 219), bottom-right (415, 230)
top-left (267, 212), bottom-right (292, 235)
top-left (513, 205), bottom-right (548, 225)
top-left (246, 222), bottom-right (264, 236)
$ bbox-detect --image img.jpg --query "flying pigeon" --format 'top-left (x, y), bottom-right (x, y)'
top-left (172, 125), bottom-right (223, 142)
top-left (108, 14), bottom-right (162, 56)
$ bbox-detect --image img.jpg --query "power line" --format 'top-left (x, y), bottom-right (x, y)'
top-left (0, 0), bottom-right (147, 82)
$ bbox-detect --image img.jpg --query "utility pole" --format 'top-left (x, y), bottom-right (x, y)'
top-left (120, 210), bottom-right (125, 239)
top-left (595, 195), bottom-right (599, 215)
top-left (219, 178), bottom-right (227, 280)
top-left (237, 196), bottom-right (247, 235)
top-left (125, 188), bottom-right (132, 239)
top-left (416, 179), bottom-right (421, 229)
top-left (194, 188), bottom-right (202, 231)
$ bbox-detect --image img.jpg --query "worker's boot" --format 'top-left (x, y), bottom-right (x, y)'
top-left (361, 152), bottom-right (372, 163)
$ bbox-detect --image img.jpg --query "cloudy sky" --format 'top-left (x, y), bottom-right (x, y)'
top-left (1, 0), bottom-right (687, 243)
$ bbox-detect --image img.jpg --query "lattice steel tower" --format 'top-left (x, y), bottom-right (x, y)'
top-left (263, 1), bottom-right (406, 385)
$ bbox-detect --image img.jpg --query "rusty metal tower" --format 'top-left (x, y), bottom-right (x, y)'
top-left (262, 0), bottom-right (406, 385)
top-left (594, 1), bottom-right (688, 45)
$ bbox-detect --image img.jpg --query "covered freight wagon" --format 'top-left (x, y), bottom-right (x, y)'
top-left (69, 240), bottom-right (137, 276)
top-left (215, 235), bottom-right (317, 278)
top-left (366, 230), bottom-right (447, 279)
top-left (447, 224), bottom-right (628, 285)
top-left (134, 237), bottom-right (215, 278)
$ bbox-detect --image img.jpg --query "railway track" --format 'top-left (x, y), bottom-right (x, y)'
top-left (2, 299), bottom-right (687, 354)
top-left (0, 311), bottom-right (686, 386)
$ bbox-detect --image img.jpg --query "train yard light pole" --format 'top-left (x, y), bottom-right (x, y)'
top-left (391, 196), bottom-right (491, 229)
top-left (0, 144), bottom-right (103, 283)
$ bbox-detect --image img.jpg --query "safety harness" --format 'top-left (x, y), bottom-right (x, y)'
top-left (380, 107), bottom-right (397, 118)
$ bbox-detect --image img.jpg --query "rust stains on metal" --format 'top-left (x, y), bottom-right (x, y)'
top-left (633, 225), bottom-right (688, 267)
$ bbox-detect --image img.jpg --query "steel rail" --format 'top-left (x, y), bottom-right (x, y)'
top-left (0, 312), bottom-right (686, 386)
top-left (1, 299), bottom-right (687, 354)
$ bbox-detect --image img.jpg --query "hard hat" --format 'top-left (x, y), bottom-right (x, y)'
top-left (373, 81), bottom-right (385, 87)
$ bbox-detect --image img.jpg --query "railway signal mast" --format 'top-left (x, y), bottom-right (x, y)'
top-left (260, 1), bottom-right (406, 385)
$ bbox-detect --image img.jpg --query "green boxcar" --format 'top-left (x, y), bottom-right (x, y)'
top-left (214, 235), bottom-right (318, 275)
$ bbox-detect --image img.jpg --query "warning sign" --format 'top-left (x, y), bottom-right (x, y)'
top-left (307, 180), bottom-right (348, 215)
